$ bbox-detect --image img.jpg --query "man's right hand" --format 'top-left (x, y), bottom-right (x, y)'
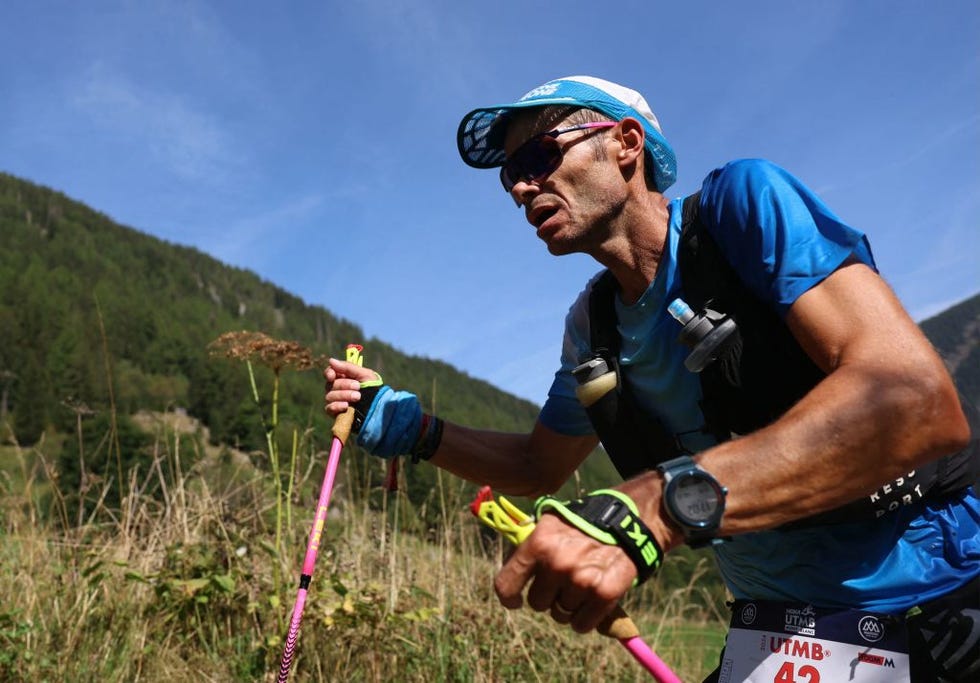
top-left (323, 357), bottom-right (382, 418)
top-left (323, 358), bottom-right (424, 459)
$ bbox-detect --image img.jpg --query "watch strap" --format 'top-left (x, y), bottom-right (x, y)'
top-left (534, 489), bottom-right (663, 584)
top-left (656, 455), bottom-right (696, 477)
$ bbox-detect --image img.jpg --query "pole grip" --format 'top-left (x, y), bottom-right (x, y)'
top-left (330, 343), bottom-right (364, 444)
top-left (598, 605), bottom-right (640, 639)
top-left (332, 407), bottom-right (355, 444)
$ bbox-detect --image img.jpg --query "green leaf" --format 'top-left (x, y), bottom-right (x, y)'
top-left (81, 560), bottom-right (104, 578)
top-left (212, 574), bottom-right (235, 593)
top-left (172, 578), bottom-right (209, 596)
top-left (124, 571), bottom-right (151, 583)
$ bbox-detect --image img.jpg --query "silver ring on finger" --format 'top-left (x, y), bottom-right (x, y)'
top-left (553, 602), bottom-right (574, 617)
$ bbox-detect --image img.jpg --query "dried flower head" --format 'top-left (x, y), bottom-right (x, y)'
top-left (208, 331), bottom-right (327, 373)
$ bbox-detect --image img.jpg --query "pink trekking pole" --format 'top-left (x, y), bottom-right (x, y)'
top-left (471, 486), bottom-right (682, 683)
top-left (277, 343), bottom-right (363, 682)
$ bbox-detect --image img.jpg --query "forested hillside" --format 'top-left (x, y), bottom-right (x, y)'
top-left (0, 172), bottom-right (561, 507)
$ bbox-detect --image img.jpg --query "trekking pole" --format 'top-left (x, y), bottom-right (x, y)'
top-left (470, 486), bottom-right (682, 683)
top-left (277, 343), bottom-right (364, 682)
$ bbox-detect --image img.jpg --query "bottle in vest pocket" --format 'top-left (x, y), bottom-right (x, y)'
top-left (572, 356), bottom-right (619, 407)
top-left (667, 298), bottom-right (739, 373)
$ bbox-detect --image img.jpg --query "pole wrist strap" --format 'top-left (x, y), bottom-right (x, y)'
top-left (534, 489), bottom-right (663, 584)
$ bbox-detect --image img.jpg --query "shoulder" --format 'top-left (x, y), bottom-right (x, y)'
top-left (692, 159), bottom-right (875, 313)
top-left (698, 158), bottom-right (813, 216)
top-left (706, 157), bottom-right (789, 182)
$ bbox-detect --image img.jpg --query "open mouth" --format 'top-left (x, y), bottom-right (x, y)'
top-left (530, 207), bottom-right (558, 229)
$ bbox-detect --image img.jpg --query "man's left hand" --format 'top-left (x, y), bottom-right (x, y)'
top-left (493, 512), bottom-right (638, 633)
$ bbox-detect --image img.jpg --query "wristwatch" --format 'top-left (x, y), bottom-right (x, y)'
top-left (656, 456), bottom-right (727, 547)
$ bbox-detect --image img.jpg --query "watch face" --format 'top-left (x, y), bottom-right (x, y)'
top-left (673, 475), bottom-right (721, 525)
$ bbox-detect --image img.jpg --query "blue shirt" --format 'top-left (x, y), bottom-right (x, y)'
top-left (538, 158), bottom-right (980, 612)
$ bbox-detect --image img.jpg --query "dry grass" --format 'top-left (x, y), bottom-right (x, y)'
top-left (0, 417), bottom-right (726, 682)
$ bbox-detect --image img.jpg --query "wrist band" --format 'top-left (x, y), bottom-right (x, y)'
top-left (354, 384), bottom-right (422, 458)
top-left (351, 374), bottom-right (385, 433)
top-left (410, 414), bottom-right (443, 464)
top-left (534, 490), bottom-right (663, 584)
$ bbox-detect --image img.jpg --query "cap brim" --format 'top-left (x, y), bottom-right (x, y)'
top-left (457, 97), bottom-right (589, 169)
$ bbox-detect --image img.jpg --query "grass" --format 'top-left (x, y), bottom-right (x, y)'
top-left (2, 326), bottom-right (730, 682)
top-left (0, 420), bottom-right (729, 682)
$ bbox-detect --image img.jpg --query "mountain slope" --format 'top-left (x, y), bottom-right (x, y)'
top-left (920, 292), bottom-right (980, 408)
top-left (0, 172), bottom-right (540, 453)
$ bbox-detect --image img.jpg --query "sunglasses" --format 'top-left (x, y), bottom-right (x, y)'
top-left (499, 121), bottom-right (618, 196)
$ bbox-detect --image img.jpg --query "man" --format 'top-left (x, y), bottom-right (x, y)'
top-left (325, 76), bottom-right (979, 681)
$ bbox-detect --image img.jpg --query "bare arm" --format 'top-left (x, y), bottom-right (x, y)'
top-left (625, 261), bottom-right (971, 537)
top-left (430, 420), bottom-right (599, 497)
top-left (323, 357), bottom-right (598, 497)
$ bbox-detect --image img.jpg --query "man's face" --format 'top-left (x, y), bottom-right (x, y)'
top-left (502, 111), bottom-right (627, 257)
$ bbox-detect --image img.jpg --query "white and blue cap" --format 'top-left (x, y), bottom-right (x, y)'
top-left (457, 75), bottom-right (676, 192)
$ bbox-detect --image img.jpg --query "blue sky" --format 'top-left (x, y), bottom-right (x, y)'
top-left (2, 1), bottom-right (977, 404)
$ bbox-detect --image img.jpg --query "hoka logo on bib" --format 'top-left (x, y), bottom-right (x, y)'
top-left (520, 83), bottom-right (561, 101)
top-left (784, 604), bottom-right (816, 636)
top-left (858, 615), bottom-right (885, 643)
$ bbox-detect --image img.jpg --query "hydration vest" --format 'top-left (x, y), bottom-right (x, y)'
top-left (580, 192), bottom-right (980, 525)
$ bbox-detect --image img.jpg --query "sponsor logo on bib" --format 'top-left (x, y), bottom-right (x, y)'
top-left (858, 615), bottom-right (885, 643)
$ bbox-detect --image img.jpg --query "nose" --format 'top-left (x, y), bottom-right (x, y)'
top-left (509, 178), bottom-right (539, 208)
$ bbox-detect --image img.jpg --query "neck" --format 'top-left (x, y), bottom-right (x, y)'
top-left (593, 191), bottom-right (671, 305)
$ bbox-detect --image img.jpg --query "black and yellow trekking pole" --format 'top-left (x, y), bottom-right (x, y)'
top-left (470, 486), bottom-right (682, 683)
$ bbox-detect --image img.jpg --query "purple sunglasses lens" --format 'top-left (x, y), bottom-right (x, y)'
top-left (500, 137), bottom-right (562, 192)
top-left (498, 122), bottom-right (617, 194)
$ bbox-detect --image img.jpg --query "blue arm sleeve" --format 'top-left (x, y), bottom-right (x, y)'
top-left (356, 386), bottom-right (422, 458)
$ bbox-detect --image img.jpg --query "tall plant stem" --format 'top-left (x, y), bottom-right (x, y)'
top-left (286, 428), bottom-right (298, 535)
top-left (246, 361), bottom-right (285, 598)
top-left (94, 295), bottom-right (124, 504)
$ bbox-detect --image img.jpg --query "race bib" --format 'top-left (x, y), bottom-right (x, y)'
top-left (718, 600), bottom-right (910, 683)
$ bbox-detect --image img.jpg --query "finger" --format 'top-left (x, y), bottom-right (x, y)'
top-left (327, 357), bottom-right (381, 383)
top-left (543, 568), bottom-right (594, 626)
top-left (325, 377), bottom-right (363, 399)
top-left (550, 599), bottom-right (575, 625)
top-left (568, 591), bottom-right (620, 634)
top-left (525, 567), bottom-right (561, 613)
top-left (493, 543), bottom-right (538, 610)
top-left (569, 555), bottom-right (635, 634)
top-left (324, 400), bottom-right (350, 417)
top-left (324, 375), bottom-right (365, 417)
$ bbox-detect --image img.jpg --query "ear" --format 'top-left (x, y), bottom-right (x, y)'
top-left (613, 117), bottom-right (646, 169)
